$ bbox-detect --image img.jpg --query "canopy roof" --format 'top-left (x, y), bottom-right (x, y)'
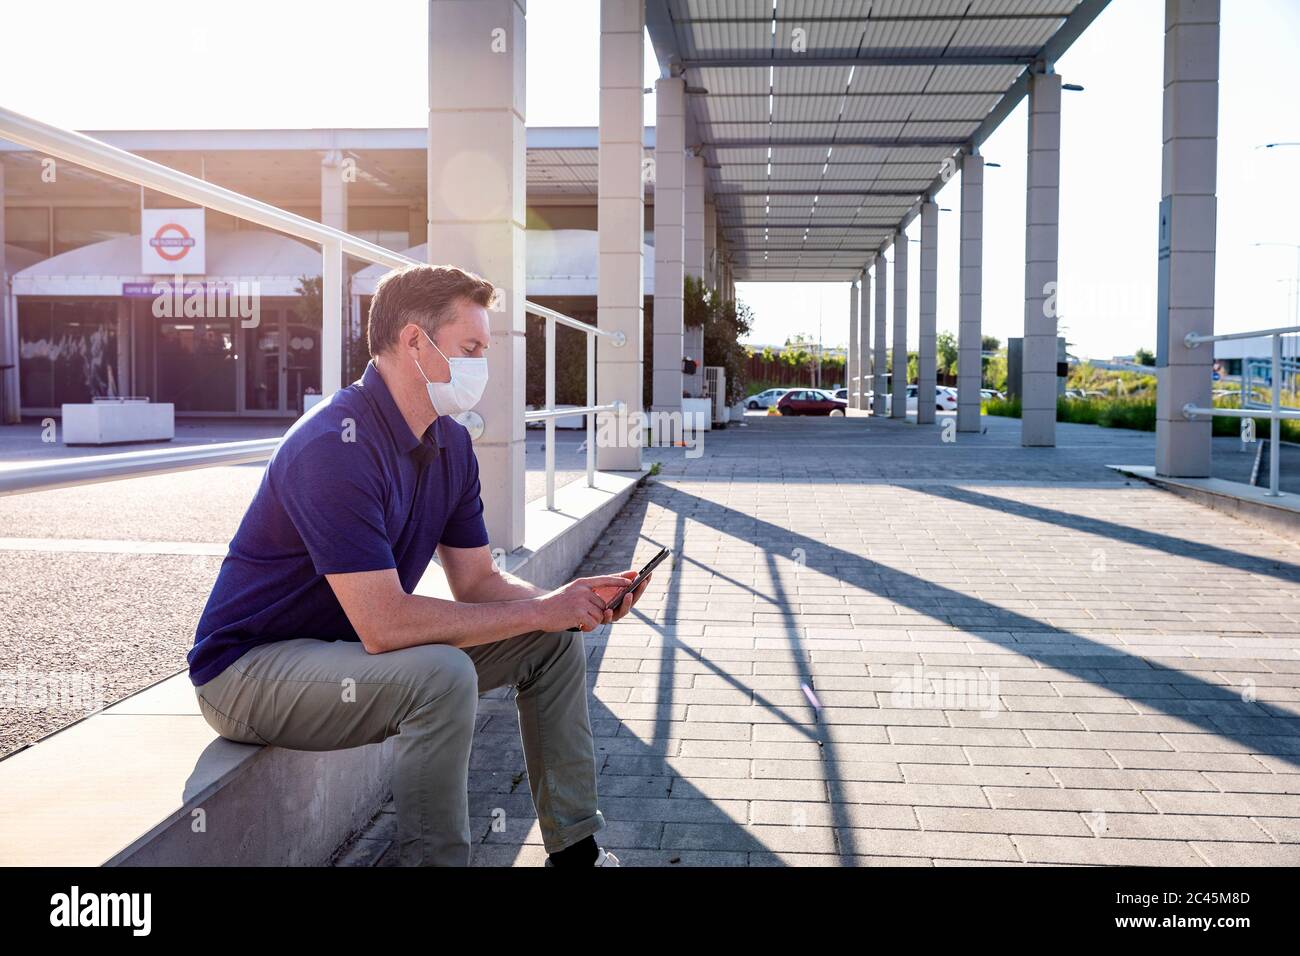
top-left (646, 0), bottom-right (1109, 281)
top-left (11, 229), bottom-right (321, 297)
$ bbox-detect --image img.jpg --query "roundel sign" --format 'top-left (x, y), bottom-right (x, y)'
top-left (141, 208), bottom-right (206, 274)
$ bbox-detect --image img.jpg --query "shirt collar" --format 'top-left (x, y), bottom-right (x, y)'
top-left (359, 360), bottom-right (445, 459)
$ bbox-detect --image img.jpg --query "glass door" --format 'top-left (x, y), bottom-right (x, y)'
top-left (243, 307), bottom-right (285, 414)
top-left (284, 313), bottom-right (321, 415)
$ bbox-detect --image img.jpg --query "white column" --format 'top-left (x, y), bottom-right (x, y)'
top-left (320, 150), bottom-right (349, 387)
top-left (917, 200), bottom-right (938, 425)
top-left (704, 199), bottom-right (717, 291)
top-left (427, 0), bottom-right (528, 549)
top-left (891, 232), bottom-right (908, 419)
top-left (957, 151), bottom-right (984, 433)
top-left (0, 158), bottom-right (15, 424)
top-left (859, 266), bottom-right (871, 410)
top-left (685, 152), bottom-right (705, 280)
top-left (682, 149), bottom-right (705, 398)
top-left (652, 75), bottom-right (685, 415)
top-left (873, 251), bottom-right (888, 415)
top-left (1156, 0), bottom-right (1219, 477)
top-left (596, 0), bottom-right (644, 471)
top-left (847, 276), bottom-right (859, 408)
top-left (1022, 70), bottom-right (1062, 447)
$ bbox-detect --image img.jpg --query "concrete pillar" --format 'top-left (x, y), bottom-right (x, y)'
top-left (859, 266), bottom-right (871, 410)
top-left (873, 252), bottom-right (888, 415)
top-left (427, 0), bottom-right (528, 550)
top-left (891, 232), bottom-right (908, 419)
top-left (957, 151), bottom-right (984, 432)
top-left (321, 151), bottom-right (350, 383)
top-left (847, 276), bottom-right (859, 409)
top-left (0, 158), bottom-right (15, 424)
top-left (652, 75), bottom-right (685, 416)
top-left (917, 200), bottom-right (938, 425)
top-left (596, 0), bottom-right (644, 471)
top-left (1021, 70), bottom-right (1062, 446)
top-left (1156, 0), bottom-right (1219, 477)
top-left (685, 152), bottom-right (704, 281)
top-left (704, 199), bottom-right (717, 291)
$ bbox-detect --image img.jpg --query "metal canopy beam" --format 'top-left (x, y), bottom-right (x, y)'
top-left (729, 247), bottom-right (883, 253)
top-left (681, 14), bottom-right (1075, 24)
top-left (712, 189), bottom-right (925, 197)
top-left (685, 54), bottom-right (1034, 69)
top-left (710, 138), bottom-right (964, 149)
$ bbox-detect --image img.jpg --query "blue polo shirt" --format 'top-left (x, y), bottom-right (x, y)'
top-left (187, 361), bottom-right (490, 686)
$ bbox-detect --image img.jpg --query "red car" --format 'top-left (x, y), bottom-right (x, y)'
top-left (776, 388), bottom-right (848, 416)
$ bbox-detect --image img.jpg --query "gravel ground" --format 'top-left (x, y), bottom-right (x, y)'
top-left (0, 550), bottom-right (224, 757)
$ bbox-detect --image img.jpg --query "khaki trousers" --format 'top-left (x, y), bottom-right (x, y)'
top-left (193, 629), bottom-right (605, 866)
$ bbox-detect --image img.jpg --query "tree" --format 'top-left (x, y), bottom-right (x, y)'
top-left (936, 330), bottom-right (958, 378)
top-left (1134, 347), bottom-right (1156, 366)
top-left (981, 335), bottom-right (1001, 352)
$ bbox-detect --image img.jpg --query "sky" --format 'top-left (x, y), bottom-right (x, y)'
top-left (2, 0), bottom-right (1297, 361)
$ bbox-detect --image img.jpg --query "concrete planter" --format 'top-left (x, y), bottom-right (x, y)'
top-left (62, 401), bottom-right (174, 446)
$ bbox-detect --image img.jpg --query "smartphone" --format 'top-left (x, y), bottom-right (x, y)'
top-left (602, 546), bottom-right (671, 611)
top-left (566, 546), bottom-right (672, 632)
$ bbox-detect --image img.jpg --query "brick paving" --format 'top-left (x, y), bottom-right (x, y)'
top-left (336, 413), bottom-right (1300, 867)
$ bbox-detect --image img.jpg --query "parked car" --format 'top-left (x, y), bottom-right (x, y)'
top-left (776, 388), bottom-right (848, 416)
top-left (832, 387), bottom-right (848, 402)
top-left (904, 384), bottom-right (958, 412)
top-left (746, 387), bottom-right (789, 410)
top-left (864, 390), bottom-right (891, 416)
top-left (980, 388), bottom-right (1005, 401)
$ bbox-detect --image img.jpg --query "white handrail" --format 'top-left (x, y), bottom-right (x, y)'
top-left (524, 303), bottom-right (624, 510)
top-left (1185, 325), bottom-right (1300, 346)
top-left (1182, 327), bottom-right (1297, 497)
top-left (524, 404), bottom-right (620, 422)
top-left (0, 439), bottom-right (281, 497)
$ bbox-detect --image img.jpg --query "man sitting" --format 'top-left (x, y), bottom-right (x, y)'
top-left (188, 263), bottom-right (648, 867)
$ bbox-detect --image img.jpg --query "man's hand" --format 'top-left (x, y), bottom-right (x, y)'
top-left (593, 569), bottom-right (652, 624)
top-left (534, 575), bottom-right (635, 633)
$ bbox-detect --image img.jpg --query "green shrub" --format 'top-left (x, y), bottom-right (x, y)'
top-left (1095, 399), bottom-right (1156, 431)
top-left (982, 395), bottom-right (1021, 417)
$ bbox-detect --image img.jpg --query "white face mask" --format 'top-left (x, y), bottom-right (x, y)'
top-left (411, 327), bottom-right (489, 417)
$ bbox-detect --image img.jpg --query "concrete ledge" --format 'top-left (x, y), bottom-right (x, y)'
top-left (0, 469), bottom-right (646, 866)
top-left (1110, 464), bottom-right (1300, 540)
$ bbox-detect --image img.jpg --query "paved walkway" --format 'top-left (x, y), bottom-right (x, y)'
top-left (339, 413), bottom-right (1300, 866)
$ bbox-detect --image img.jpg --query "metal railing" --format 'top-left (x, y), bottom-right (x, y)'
top-left (1184, 324), bottom-right (1300, 497)
top-left (0, 105), bottom-right (624, 505)
top-left (523, 302), bottom-right (624, 510)
top-left (0, 439), bottom-right (282, 497)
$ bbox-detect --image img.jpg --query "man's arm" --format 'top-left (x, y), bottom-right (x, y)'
top-left (325, 567), bottom-right (633, 654)
top-left (437, 543), bottom-right (544, 604)
top-left (439, 544), bottom-right (654, 625)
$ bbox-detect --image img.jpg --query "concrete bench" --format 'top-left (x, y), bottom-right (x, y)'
top-left (0, 470), bottom-right (643, 866)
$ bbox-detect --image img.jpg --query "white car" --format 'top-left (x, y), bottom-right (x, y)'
top-left (746, 387), bottom-right (789, 410)
top-left (905, 384), bottom-right (959, 412)
top-left (980, 388), bottom-right (1004, 401)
